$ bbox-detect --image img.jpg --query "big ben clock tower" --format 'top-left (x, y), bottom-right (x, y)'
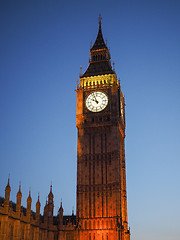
top-left (76, 17), bottom-right (130, 240)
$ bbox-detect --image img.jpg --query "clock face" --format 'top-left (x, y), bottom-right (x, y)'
top-left (86, 91), bottom-right (108, 112)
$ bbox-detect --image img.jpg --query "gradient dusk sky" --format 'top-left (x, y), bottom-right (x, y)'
top-left (0, 1), bottom-right (180, 240)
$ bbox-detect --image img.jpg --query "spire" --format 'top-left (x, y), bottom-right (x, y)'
top-left (90, 14), bottom-right (107, 51)
top-left (36, 193), bottom-right (40, 207)
top-left (27, 189), bottom-right (32, 219)
top-left (17, 183), bottom-right (22, 195)
top-left (99, 13), bottom-right (102, 26)
top-left (60, 199), bottom-right (63, 211)
top-left (4, 177), bottom-right (11, 211)
top-left (27, 189), bottom-right (32, 201)
top-left (59, 200), bottom-right (64, 227)
top-left (80, 15), bottom-right (114, 78)
top-left (48, 184), bottom-right (54, 204)
top-left (16, 183), bottom-right (22, 214)
top-left (5, 177), bottom-right (11, 201)
top-left (27, 189), bottom-right (32, 208)
top-left (36, 193), bottom-right (41, 222)
top-left (5, 177), bottom-right (11, 195)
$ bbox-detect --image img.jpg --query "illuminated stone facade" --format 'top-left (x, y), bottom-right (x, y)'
top-left (0, 18), bottom-right (130, 240)
top-left (0, 182), bottom-right (75, 240)
top-left (76, 18), bottom-right (130, 240)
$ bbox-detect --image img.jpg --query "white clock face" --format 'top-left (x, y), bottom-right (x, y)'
top-left (86, 91), bottom-right (108, 112)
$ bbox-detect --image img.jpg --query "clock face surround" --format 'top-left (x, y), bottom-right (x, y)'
top-left (85, 91), bottom-right (108, 112)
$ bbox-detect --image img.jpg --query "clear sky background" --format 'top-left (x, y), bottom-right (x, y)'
top-left (0, 0), bottom-right (180, 240)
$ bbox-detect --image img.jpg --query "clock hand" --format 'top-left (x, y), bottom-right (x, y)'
top-left (92, 98), bottom-right (98, 104)
top-left (92, 94), bottom-right (99, 104)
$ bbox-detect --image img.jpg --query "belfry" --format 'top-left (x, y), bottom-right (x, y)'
top-left (0, 17), bottom-right (130, 240)
top-left (76, 16), bottom-right (130, 240)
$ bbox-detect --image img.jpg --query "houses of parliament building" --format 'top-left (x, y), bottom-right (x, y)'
top-left (0, 18), bottom-right (131, 240)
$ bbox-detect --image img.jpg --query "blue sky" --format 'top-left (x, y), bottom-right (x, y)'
top-left (0, 1), bottom-right (180, 240)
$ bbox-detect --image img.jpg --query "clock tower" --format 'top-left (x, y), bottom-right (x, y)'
top-left (76, 17), bottom-right (130, 240)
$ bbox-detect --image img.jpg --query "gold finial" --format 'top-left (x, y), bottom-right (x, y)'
top-left (99, 14), bottom-right (102, 25)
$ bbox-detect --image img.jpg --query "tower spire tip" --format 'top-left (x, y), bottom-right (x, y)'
top-left (98, 14), bottom-right (102, 26)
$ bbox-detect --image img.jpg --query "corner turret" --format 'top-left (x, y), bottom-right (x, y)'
top-left (4, 177), bottom-right (11, 212)
top-left (36, 194), bottom-right (41, 223)
top-left (16, 183), bottom-right (22, 216)
top-left (47, 185), bottom-right (54, 225)
top-left (27, 190), bottom-right (32, 220)
top-left (58, 201), bottom-right (64, 227)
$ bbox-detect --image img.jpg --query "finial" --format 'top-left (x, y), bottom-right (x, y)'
top-left (27, 188), bottom-right (32, 202)
top-left (5, 175), bottom-right (11, 195)
top-left (7, 174), bottom-right (10, 186)
top-left (18, 182), bottom-right (21, 193)
top-left (98, 14), bottom-right (102, 26)
top-left (7, 177), bottom-right (10, 186)
top-left (50, 183), bottom-right (52, 192)
top-left (29, 187), bottom-right (31, 196)
top-left (36, 193), bottom-right (40, 205)
top-left (79, 66), bottom-right (82, 77)
top-left (72, 206), bottom-right (74, 215)
top-left (113, 61), bottom-right (115, 71)
top-left (60, 198), bottom-right (63, 208)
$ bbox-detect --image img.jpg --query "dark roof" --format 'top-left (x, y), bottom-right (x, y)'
top-left (9, 201), bottom-right (16, 211)
top-left (81, 22), bottom-right (114, 78)
top-left (63, 214), bottom-right (76, 225)
top-left (81, 61), bottom-right (114, 78)
top-left (90, 24), bottom-right (107, 51)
